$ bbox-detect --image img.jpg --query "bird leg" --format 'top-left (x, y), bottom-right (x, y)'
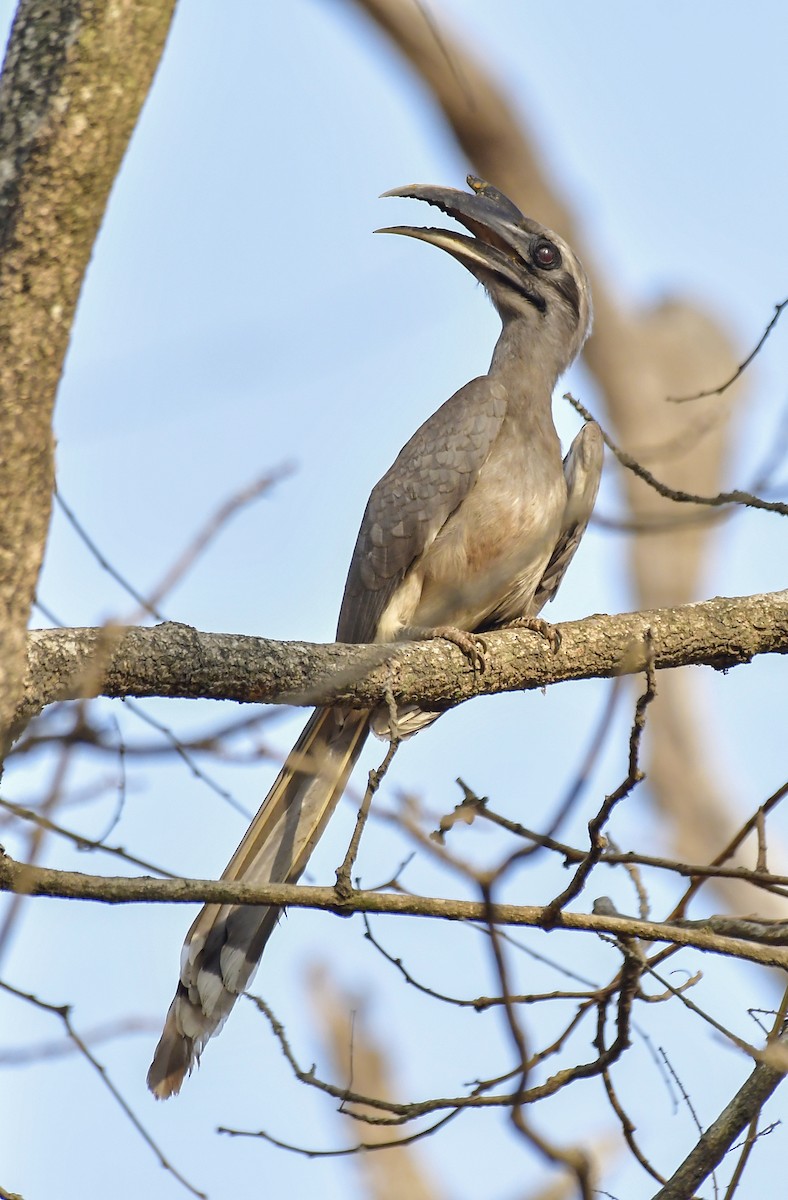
top-left (506, 615), bottom-right (562, 653)
top-left (407, 625), bottom-right (488, 673)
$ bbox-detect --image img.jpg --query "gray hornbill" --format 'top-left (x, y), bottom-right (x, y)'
top-left (148, 177), bottom-right (603, 1098)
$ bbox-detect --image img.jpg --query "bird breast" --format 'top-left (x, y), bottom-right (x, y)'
top-left (412, 409), bottom-right (566, 632)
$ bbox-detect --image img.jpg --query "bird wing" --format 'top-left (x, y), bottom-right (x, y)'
top-left (533, 421), bottom-right (603, 610)
top-left (337, 376), bottom-right (508, 643)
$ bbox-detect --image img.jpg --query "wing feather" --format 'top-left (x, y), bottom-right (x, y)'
top-left (337, 377), bottom-right (508, 643)
top-left (533, 421), bottom-right (603, 611)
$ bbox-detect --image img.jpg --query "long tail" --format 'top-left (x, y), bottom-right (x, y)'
top-left (147, 704), bottom-right (370, 1098)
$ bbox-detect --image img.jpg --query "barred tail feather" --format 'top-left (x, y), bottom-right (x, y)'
top-left (147, 705), bottom-right (370, 1098)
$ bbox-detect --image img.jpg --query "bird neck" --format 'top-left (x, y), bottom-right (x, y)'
top-left (488, 314), bottom-right (572, 403)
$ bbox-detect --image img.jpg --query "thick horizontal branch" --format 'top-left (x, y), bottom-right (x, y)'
top-left (1, 852), bottom-right (785, 971)
top-left (19, 591), bottom-right (788, 731)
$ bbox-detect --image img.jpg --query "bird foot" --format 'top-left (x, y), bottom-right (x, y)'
top-left (410, 625), bottom-right (488, 673)
top-left (507, 615), bottom-right (561, 653)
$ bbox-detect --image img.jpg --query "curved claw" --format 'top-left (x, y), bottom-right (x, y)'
top-left (435, 627), bottom-right (488, 674)
top-left (509, 616), bottom-right (562, 654)
top-left (410, 625), bottom-right (488, 674)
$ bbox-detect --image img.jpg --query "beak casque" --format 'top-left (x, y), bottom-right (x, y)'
top-left (376, 176), bottom-right (536, 294)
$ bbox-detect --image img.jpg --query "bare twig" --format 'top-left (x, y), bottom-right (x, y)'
top-left (756, 807), bottom-right (768, 873)
top-left (219, 1108), bottom-right (461, 1158)
top-left (566, 394), bottom-right (788, 517)
top-left (448, 680), bottom-right (622, 861)
top-left (474, 807), bottom-right (788, 896)
top-left (1, 853), bottom-right (786, 970)
top-left (142, 464), bottom-right (293, 614)
top-left (668, 779), bottom-right (788, 920)
top-left (54, 466), bottom-right (292, 624)
top-left (362, 914), bottom-right (595, 1011)
top-left (0, 1016), bottom-right (160, 1066)
top-left (0, 731), bottom-right (73, 966)
top-left (540, 636), bottom-right (656, 923)
top-left (121, 699), bottom-right (253, 818)
top-left (602, 1062), bottom-right (666, 1185)
top-left (668, 300), bottom-right (788, 404)
top-left (723, 1113), bottom-right (761, 1199)
top-left (12, 705), bottom-right (276, 761)
top-left (53, 490), bottom-right (163, 620)
top-left (336, 734), bottom-right (400, 895)
top-left (647, 1046), bottom-right (786, 1200)
top-left (0, 796), bottom-right (176, 878)
top-left (0, 979), bottom-right (203, 1198)
top-left (306, 962), bottom-right (449, 1196)
top-left (482, 880), bottom-right (595, 1199)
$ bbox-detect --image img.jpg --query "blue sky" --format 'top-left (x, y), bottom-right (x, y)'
top-left (1, 3), bottom-right (787, 1198)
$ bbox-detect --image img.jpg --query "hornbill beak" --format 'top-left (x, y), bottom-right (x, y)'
top-left (376, 176), bottom-right (538, 297)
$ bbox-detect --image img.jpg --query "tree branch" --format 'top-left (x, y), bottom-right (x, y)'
top-left (18, 591), bottom-right (788, 732)
top-left (0, 852), bottom-right (785, 971)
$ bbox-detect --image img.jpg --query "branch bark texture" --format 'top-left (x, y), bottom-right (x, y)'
top-left (19, 591), bottom-right (788, 728)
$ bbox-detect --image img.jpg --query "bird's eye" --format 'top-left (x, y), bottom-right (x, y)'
top-left (534, 240), bottom-right (560, 269)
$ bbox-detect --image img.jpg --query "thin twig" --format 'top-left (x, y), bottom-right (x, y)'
top-left (362, 913), bottom-right (595, 1010)
top-left (461, 803), bottom-right (788, 894)
top-left (142, 464), bottom-right (293, 614)
top-left (540, 634), bottom-right (656, 923)
top-left (0, 1016), bottom-right (160, 1066)
top-left (668, 778), bottom-right (788, 920)
top-left (122, 698), bottom-right (253, 818)
top-left (481, 879), bottom-right (594, 1199)
top-left (0, 733), bottom-right (74, 967)
top-left (219, 1107), bottom-right (461, 1156)
top-left (644, 1017), bottom-right (788, 1200)
top-left (566, 393), bottom-right (788, 516)
top-left (602, 1062), bottom-right (666, 1185)
top-left (668, 299), bottom-right (788, 403)
top-left (335, 734), bottom-right (399, 894)
top-left (53, 489), bottom-right (163, 619)
top-left (723, 1114), bottom-right (760, 1199)
top-left (12, 706), bottom-right (276, 761)
top-left (0, 979), bottom-right (204, 1198)
top-left (0, 796), bottom-right (176, 878)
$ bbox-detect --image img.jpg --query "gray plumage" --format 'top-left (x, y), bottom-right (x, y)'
top-left (147, 177), bottom-right (602, 1098)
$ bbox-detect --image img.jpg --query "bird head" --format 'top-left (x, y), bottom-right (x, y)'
top-left (378, 176), bottom-right (592, 373)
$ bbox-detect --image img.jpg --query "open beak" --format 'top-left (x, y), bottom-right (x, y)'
top-left (376, 176), bottom-right (530, 292)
